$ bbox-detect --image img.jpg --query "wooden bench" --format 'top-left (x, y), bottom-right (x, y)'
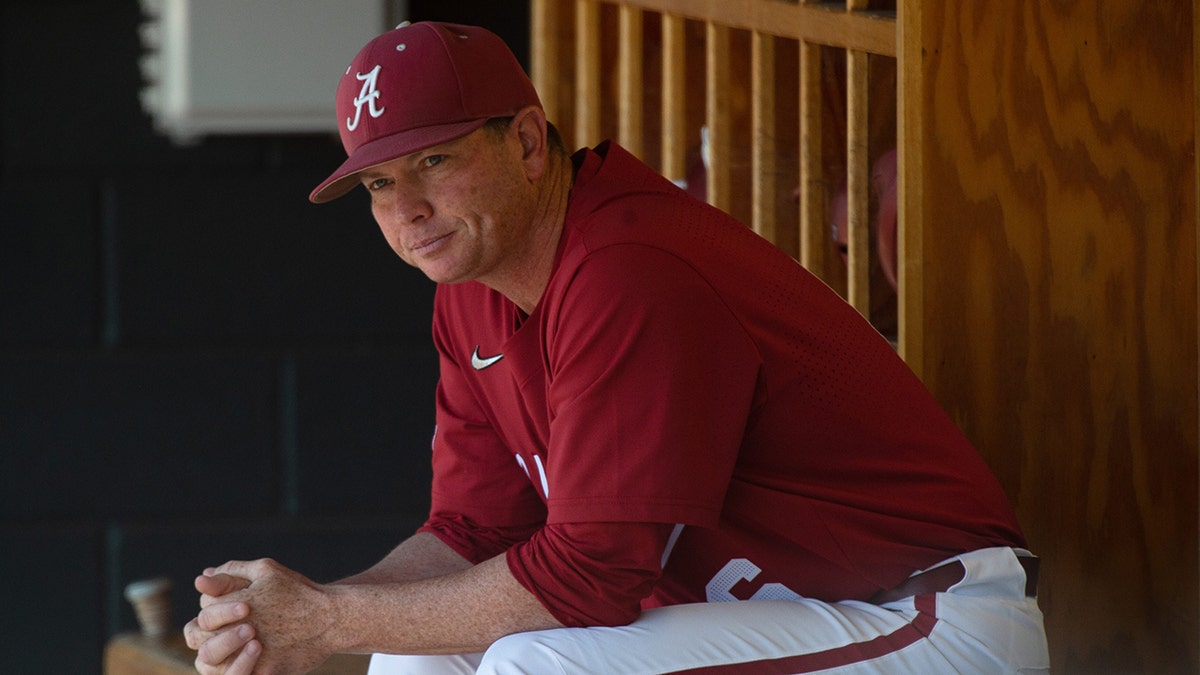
top-left (104, 632), bottom-right (370, 675)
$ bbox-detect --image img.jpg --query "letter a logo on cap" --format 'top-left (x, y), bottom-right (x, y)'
top-left (347, 64), bottom-right (386, 132)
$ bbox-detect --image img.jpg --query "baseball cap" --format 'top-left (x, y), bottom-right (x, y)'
top-left (309, 21), bottom-right (542, 203)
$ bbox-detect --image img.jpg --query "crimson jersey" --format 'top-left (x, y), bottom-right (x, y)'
top-left (419, 142), bottom-right (1024, 624)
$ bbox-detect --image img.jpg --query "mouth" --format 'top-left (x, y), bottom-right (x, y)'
top-left (408, 231), bottom-right (454, 256)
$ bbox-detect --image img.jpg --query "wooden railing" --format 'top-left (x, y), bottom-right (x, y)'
top-left (531, 0), bottom-right (903, 349)
top-left (531, 5), bottom-right (1200, 673)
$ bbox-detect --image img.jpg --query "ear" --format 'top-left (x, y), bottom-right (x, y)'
top-left (510, 106), bottom-right (550, 181)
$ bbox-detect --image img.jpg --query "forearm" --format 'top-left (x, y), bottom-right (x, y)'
top-left (335, 531), bottom-right (473, 585)
top-left (324, 552), bottom-right (563, 655)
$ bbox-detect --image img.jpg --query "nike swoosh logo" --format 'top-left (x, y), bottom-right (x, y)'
top-left (471, 346), bottom-right (503, 371)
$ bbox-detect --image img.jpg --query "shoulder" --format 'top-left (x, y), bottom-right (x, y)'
top-left (541, 242), bottom-right (746, 353)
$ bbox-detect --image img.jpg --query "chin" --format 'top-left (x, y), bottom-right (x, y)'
top-left (419, 266), bottom-right (471, 286)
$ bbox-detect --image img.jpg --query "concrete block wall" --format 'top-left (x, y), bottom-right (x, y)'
top-left (0, 2), bottom-right (527, 672)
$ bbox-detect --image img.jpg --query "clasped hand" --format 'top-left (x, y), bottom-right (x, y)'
top-left (183, 558), bottom-right (337, 675)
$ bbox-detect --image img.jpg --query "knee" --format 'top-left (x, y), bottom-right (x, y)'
top-left (477, 630), bottom-right (571, 675)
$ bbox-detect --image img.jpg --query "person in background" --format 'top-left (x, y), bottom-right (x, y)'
top-left (184, 21), bottom-right (1048, 675)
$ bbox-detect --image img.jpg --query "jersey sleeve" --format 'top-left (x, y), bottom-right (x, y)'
top-left (506, 521), bottom-right (675, 627)
top-left (542, 243), bottom-right (762, 527)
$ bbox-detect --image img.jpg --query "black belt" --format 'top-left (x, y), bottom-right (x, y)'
top-left (869, 555), bottom-right (1039, 605)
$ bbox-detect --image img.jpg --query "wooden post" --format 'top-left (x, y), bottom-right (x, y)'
top-left (618, 4), bottom-right (645, 158)
top-left (706, 22), bottom-right (731, 213)
top-left (896, 0), bottom-right (922, 371)
top-left (530, 0), bottom-right (560, 126)
top-left (845, 0), bottom-right (870, 317)
top-left (574, 0), bottom-right (602, 148)
top-left (798, 2), bottom-right (827, 282)
top-left (661, 13), bottom-right (687, 184)
top-left (752, 30), bottom-right (777, 243)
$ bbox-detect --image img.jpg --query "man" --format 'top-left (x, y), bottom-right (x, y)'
top-left (185, 21), bottom-right (1048, 675)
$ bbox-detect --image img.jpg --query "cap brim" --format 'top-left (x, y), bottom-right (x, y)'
top-left (309, 118), bottom-right (490, 204)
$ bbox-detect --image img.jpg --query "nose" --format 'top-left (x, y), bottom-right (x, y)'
top-left (387, 184), bottom-right (433, 226)
top-left (373, 181), bottom-right (434, 258)
top-left (373, 181), bottom-right (433, 238)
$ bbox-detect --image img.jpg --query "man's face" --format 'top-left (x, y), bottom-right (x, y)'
top-left (359, 123), bottom-right (537, 286)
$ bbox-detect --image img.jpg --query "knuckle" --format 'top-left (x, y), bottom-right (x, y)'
top-left (197, 608), bottom-right (220, 631)
top-left (183, 627), bottom-right (200, 649)
top-left (197, 640), bottom-right (222, 668)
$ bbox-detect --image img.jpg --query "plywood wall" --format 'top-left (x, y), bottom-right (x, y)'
top-left (535, 0), bottom-right (1197, 670)
top-left (903, 1), bottom-right (1198, 671)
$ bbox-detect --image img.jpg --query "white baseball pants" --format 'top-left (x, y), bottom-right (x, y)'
top-left (366, 546), bottom-right (1049, 674)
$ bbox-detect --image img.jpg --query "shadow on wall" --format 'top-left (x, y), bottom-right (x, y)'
top-left (0, 1), bottom-right (528, 673)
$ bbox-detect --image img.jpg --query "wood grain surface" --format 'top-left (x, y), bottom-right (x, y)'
top-left (531, 2), bottom-right (1198, 671)
top-left (908, 1), bottom-right (1198, 671)
top-left (104, 632), bottom-right (369, 675)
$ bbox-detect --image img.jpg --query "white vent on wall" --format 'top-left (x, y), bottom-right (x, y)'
top-left (138, 0), bottom-right (398, 144)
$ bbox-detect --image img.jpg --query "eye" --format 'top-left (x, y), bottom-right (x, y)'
top-left (422, 154), bottom-right (446, 168)
top-left (365, 177), bottom-right (391, 191)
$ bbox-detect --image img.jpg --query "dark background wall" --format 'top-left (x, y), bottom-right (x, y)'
top-left (0, 2), bottom-right (528, 672)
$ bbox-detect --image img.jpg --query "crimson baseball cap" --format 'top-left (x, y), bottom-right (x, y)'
top-left (309, 22), bottom-right (542, 203)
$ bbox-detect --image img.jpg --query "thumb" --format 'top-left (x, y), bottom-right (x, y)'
top-left (196, 572), bottom-right (251, 603)
top-left (212, 558), bottom-right (279, 580)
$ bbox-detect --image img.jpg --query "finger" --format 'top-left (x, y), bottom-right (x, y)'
top-left (197, 599), bottom-right (250, 631)
top-left (213, 558), bottom-right (274, 579)
top-left (197, 573), bottom-right (252, 603)
top-left (224, 638), bottom-right (262, 675)
top-left (193, 654), bottom-right (216, 675)
top-left (183, 618), bottom-right (214, 651)
top-left (196, 623), bottom-right (255, 667)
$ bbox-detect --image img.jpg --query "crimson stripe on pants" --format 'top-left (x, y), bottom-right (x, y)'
top-left (668, 595), bottom-right (940, 675)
